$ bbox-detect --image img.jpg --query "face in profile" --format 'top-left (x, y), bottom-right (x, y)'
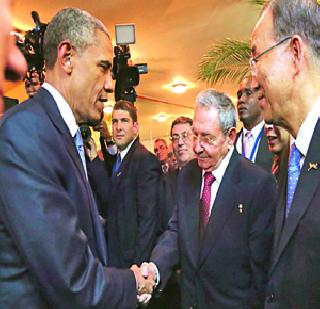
top-left (0, 0), bottom-right (27, 115)
top-left (70, 30), bottom-right (114, 124)
top-left (237, 76), bottom-right (262, 126)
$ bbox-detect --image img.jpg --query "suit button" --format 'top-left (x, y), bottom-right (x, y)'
top-left (266, 293), bottom-right (275, 303)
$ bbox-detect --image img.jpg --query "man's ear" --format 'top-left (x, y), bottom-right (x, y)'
top-left (290, 35), bottom-right (304, 76)
top-left (133, 122), bottom-right (139, 134)
top-left (57, 41), bottom-right (74, 74)
top-left (227, 127), bottom-right (237, 148)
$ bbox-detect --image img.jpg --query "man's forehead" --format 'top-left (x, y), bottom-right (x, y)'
top-left (252, 6), bottom-right (275, 51)
top-left (172, 123), bottom-right (191, 132)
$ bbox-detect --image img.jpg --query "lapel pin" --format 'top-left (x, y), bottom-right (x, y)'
top-left (117, 171), bottom-right (122, 177)
top-left (308, 162), bottom-right (318, 171)
top-left (237, 204), bottom-right (244, 214)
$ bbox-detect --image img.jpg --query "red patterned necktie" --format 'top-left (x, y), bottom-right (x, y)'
top-left (272, 155), bottom-right (280, 176)
top-left (200, 172), bottom-right (216, 236)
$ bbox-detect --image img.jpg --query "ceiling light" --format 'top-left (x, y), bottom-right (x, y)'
top-left (163, 76), bottom-right (195, 94)
top-left (154, 114), bottom-right (168, 122)
top-left (171, 83), bottom-right (187, 94)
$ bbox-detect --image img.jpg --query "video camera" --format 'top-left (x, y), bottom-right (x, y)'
top-left (16, 11), bottom-right (47, 84)
top-left (113, 24), bottom-right (148, 103)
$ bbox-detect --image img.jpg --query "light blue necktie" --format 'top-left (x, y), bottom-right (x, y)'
top-left (74, 128), bottom-right (88, 179)
top-left (112, 153), bottom-right (121, 177)
top-left (286, 142), bottom-right (302, 217)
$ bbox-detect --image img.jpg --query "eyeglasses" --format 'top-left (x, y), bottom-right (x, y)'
top-left (192, 133), bottom-right (217, 147)
top-left (170, 129), bottom-right (192, 143)
top-left (250, 36), bottom-right (292, 68)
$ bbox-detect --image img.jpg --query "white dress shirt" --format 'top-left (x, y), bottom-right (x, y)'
top-left (236, 120), bottom-right (265, 163)
top-left (42, 83), bottom-right (78, 138)
top-left (200, 146), bottom-right (234, 216)
top-left (294, 98), bottom-right (320, 168)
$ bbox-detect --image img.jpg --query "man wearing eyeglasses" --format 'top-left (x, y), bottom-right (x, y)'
top-left (236, 75), bottom-right (274, 172)
top-left (251, 0), bottom-right (320, 307)
top-left (141, 89), bottom-right (277, 308)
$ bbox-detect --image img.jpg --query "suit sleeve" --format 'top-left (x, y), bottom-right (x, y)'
top-left (0, 119), bottom-right (137, 308)
top-left (249, 173), bottom-right (277, 306)
top-left (87, 157), bottom-right (110, 218)
top-left (133, 153), bottom-right (162, 265)
top-left (150, 204), bottom-right (180, 289)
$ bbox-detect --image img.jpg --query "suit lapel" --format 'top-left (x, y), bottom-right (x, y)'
top-left (37, 88), bottom-right (108, 265)
top-left (111, 138), bottom-right (139, 189)
top-left (181, 161), bottom-right (202, 268)
top-left (270, 120), bottom-right (320, 273)
top-left (198, 151), bottom-right (240, 267)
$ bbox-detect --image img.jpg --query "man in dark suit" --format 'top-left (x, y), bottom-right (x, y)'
top-left (236, 75), bottom-right (274, 172)
top-left (91, 100), bottom-right (162, 268)
top-left (141, 89), bottom-right (277, 308)
top-left (252, 0), bottom-right (320, 307)
top-left (0, 8), bottom-right (151, 308)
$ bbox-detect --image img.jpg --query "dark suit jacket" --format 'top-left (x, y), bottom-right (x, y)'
top-left (236, 128), bottom-right (274, 172)
top-left (0, 88), bottom-right (136, 308)
top-left (151, 152), bottom-right (277, 309)
top-left (265, 120), bottom-right (320, 308)
top-left (160, 169), bottom-right (179, 232)
top-left (90, 138), bottom-right (162, 268)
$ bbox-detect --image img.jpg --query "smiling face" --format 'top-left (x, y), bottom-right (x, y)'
top-left (171, 122), bottom-right (194, 168)
top-left (193, 105), bottom-right (234, 172)
top-left (70, 30), bottom-right (113, 124)
top-left (251, 7), bottom-right (294, 127)
top-left (265, 124), bottom-right (290, 156)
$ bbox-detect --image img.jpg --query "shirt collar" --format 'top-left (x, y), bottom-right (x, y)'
top-left (42, 82), bottom-right (78, 137)
top-left (295, 98), bottom-right (320, 157)
top-left (118, 136), bottom-right (137, 160)
top-left (202, 145), bottom-right (234, 185)
top-left (243, 120), bottom-right (265, 139)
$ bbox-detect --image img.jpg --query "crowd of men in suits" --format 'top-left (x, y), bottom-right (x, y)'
top-left (1, 0), bottom-right (320, 308)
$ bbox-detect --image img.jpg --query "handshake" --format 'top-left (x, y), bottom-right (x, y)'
top-left (130, 262), bottom-right (159, 304)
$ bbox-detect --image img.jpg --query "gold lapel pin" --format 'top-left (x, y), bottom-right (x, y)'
top-left (237, 204), bottom-right (244, 214)
top-left (308, 162), bottom-right (318, 171)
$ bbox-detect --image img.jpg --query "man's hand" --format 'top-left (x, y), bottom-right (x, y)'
top-left (130, 264), bottom-right (156, 295)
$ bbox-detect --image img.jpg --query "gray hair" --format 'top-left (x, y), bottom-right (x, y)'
top-left (266, 0), bottom-right (320, 58)
top-left (43, 8), bottom-right (110, 69)
top-left (195, 89), bottom-right (236, 135)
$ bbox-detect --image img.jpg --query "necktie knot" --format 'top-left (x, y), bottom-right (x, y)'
top-left (289, 143), bottom-right (302, 171)
top-left (203, 172), bottom-right (215, 187)
top-left (245, 131), bottom-right (252, 138)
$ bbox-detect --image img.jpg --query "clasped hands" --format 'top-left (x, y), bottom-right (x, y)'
top-left (131, 262), bottom-right (158, 304)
